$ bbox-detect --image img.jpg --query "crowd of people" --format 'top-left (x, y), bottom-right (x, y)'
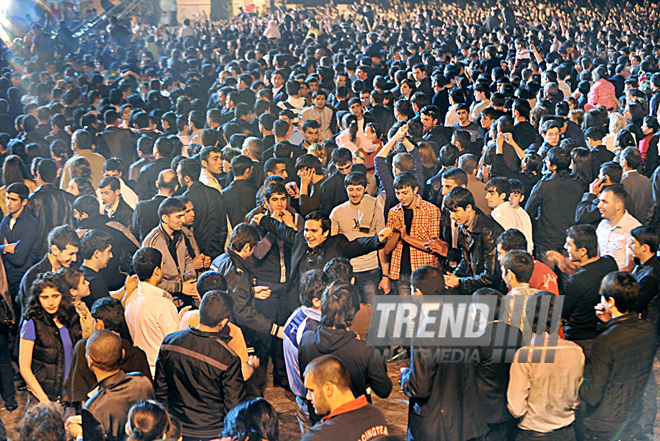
top-left (0, 0), bottom-right (660, 439)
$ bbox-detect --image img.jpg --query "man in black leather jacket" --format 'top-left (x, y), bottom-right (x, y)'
top-left (442, 186), bottom-right (504, 295)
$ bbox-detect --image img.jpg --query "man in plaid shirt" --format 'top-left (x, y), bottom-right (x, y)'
top-left (380, 173), bottom-right (441, 296)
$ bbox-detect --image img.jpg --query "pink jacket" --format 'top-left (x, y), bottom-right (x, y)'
top-left (588, 79), bottom-right (620, 111)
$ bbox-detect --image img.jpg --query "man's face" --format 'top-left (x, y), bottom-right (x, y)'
top-left (457, 109), bottom-right (470, 124)
top-left (360, 92), bottom-right (371, 109)
top-left (5, 193), bottom-right (26, 215)
top-left (335, 161), bottom-right (353, 176)
top-left (545, 127), bottom-right (560, 146)
top-left (346, 184), bottom-right (366, 205)
top-left (335, 75), bottom-right (347, 87)
top-left (203, 151), bottom-right (223, 174)
top-left (420, 113), bottom-right (436, 132)
top-left (449, 206), bottom-right (472, 226)
top-left (481, 115), bottom-right (493, 129)
top-left (303, 127), bottom-right (320, 145)
top-left (629, 237), bottom-right (645, 259)
top-left (103, 169), bottom-right (121, 178)
top-left (100, 185), bottom-right (120, 207)
top-left (349, 102), bottom-right (363, 118)
top-left (97, 245), bottom-right (113, 269)
top-left (272, 73), bottom-right (284, 88)
top-left (509, 191), bottom-right (524, 208)
top-left (52, 244), bottom-right (78, 268)
top-left (485, 188), bottom-right (505, 209)
top-left (597, 191), bottom-right (619, 221)
top-left (314, 94), bottom-right (327, 109)
top-left (304, 373), bottom-right (330, 415)
top-left (271, 163), bottom-right (288, 179)
top-left (183, 201), bottom-right (195, 226)
top-left (496, 243), bottom-right (507, 262)
top-left (162, 210), bottom-right (185, 232)
top-left (304, 219), bottom-right (329, 249)
top-left (267, 192), bottom-right (288, 213)
top-left (564, 237), bottom-right (584, 262)
top-left (395, 185), bottom-right (418, 208)
top-left (357, 69), bottom-right (368, 81)
top-left (413, 67), bottom-right (425, 82)
top-left (441, 178), bottom-right (461, 196)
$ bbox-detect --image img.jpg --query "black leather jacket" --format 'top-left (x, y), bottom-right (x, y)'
top-left (184, 182), bottom-right (228, 260)
top-left (155, 327), bottom-right (245, 438)
top-left (26, 184), bottom-right (74, 257)
top-left (454, 210), bottom-right (504, 294)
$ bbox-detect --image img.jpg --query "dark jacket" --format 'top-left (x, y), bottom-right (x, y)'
top-left (365, 105), bottom-right (396, 137)
top-left (299, 326), bottom-right (392, 402)
top-left (108, 197), bottom-right (133, 229)
top-left (132, 195), bottom-right (167, 243)
top-left (211, 249), bottom-right (278, 338)
top-left (65, 337), bottom-right (151, 403)
top-left (579, 313), bottom-right (655, 439)
top-left (0, 209), bottom-right (40, 288)
top-left (26, 183), bottom-right (74, 257)
top-left (525, 172), bottom-right (584, 251)
top-left (562, 256), bottom-right (618, 341)
top-left (100, 126), bottom-right (138, 164)
top-left (621, 170), bottom-right (653, 225)
top-left (318, 171), bottom-right (349, 215)
top-left (29, 311), bottom-right (81, 401)
top-left (155, 327), bottom-right (245, 438)
top-left (17, 254), bottom-right (54, 316)
top-left (184, 182), bottom-right (228, 260)
top-left (454, 210), bottom-right (504, 294)
top-left (136, 158), bottom-right (170, 200)
top-left (82, 371), bottom-right (154, 441)
top-left (575, 192), bottom-right (602, 226)
top-left (633, 255), bottom-right (660, 333)
top-left (258, 216), bottom-right (382, 311)
top-left (222, 179), bottom-right (258, 228)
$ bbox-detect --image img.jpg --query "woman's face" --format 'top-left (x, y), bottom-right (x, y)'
top-left (366, 126), bottom-right (378, 141)
top-left (401, 82), bottom-right (411, 97)
top-left (66, 181), bottom-right (80, 197)
top-left (39, 287), bottom-right (62, 315)
top-left (72, 275), bottom-right (90, 300)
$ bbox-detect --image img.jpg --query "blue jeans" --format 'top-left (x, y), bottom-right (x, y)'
top-left (394, 274), bottom-right (412, 296)
top-left (354, 268), bottom-right (381, 304)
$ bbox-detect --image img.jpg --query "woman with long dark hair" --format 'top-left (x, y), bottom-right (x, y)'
top-left (19, 272), bottom-right (81, 404)
top-left (217, 398), bottom-right (279, 441)
top-left (126, 400), bottom-right (170, 441)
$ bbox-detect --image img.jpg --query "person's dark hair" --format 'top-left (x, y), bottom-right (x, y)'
top-left (566, 224), bottom-right (599, 258)
top-left (330, 147), bottom-right (352, 166)
top-left (501, 250), bottom-right (534, 283)
top-left (86, 330), bottom-right (122, 371)
top-left (442, 167), bottom-right (468, 186)
top-left (7, 182), bottom-right (29, 200)
top-left (457, 154), bottom-right (478, 176)
top-left (158, 197), bottom-right (186, 220)
top-left (19, 402), bottom-right (66, 441)
top-left (221, 398), bottom-right (279, 441)
top-left (91, 297), bottom-right (133, 343)
top-left (228, 222), bottom-right (260, 252)
top-left (324, 257), bottom-right (354, 283)
top-left (72, 129), bottom-right (93, 150)
top-left (199, 290), bottom-right (232, 327)
top-left (126, 400), bottom-right (170, 441)
top-left (485, 177), bottom-right (511, 200)
top-left (631, 225), bottom-right (659, 254)
top-left (231, 155), bottom-right (254, 177)
top-left (99, 176), bottom-right (121, 193)
top-left (295, 154), bottom-right (324, 174)
top-left (600, 183), bottom-right (627, 207)
top-left (599, 161), bottom-right (623, 184)
top-left (305, 211), bottom-right (331, 233)
top-left (621, 146), bottom-right (642, 170)
top-left (37, 158), bottom-right (59, 183)
top-left (443, 186), bottom-right (475, 211)
top-left (546, 147), bottom-right (571, 172)
top-left (177, 158), bottom-right (202, 182)
top-left (393, 172), bottom-right (419, 191)
top-left (197, 271), bottom-right (228, 296)
top-left (411, 265), bottom-right (446, 295)
top-left (132, 248), bottom-right (163, 282)
top-left (25, 272), bottom-right (72, 324)
top-left (73, 194), bottom-right (100, 218)
top-left (392, 152), bottom-right (414, 174)
top-left (2, 155), bottom-right (30, 186)
top-left (344, 171), bottom-right (368, 188)
top-left (48, 225), bottom-right (80, 252)
top-left (320, 281), bottom-right (360, 329)
top-left (299, 269), bottom-right (328, 307)
top-left (439, 144), bottom-right (460, 167)
top-left (599, 271), bottom-right (639, 314)
top-left (497, 229), bottom-right (528, 252)
top-left (585, 127), bottom-right (605, 142)
top-left (80, 229), bottom-right (112, 260)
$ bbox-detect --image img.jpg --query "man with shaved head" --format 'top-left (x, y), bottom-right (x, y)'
top-left (65, 330), bottom-right (154, 441)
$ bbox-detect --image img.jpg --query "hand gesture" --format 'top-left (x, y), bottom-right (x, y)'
top-left (444, 273), bottom-right (460, 288)
top-left (65, 416), bottom-right (83, 439)
top-left (125, 274), bottom-right (139, 295)
top-left (3, 243), bottom-right (17, 254)
top-left (595, 303), bottom-right (612, 323)
top-left (378, 276), bottom-right (391, 294)
top-left (589, 177), bottom-right (606, 196)
top-left (425, 238), bottom-right (449, 256)
top-left (254, 285), bottom-right (272, 300)
top-left (192, 254), bottom-right (207, 270)
top-left (182, 279), bottom-right (198, 297)
top-left (299, 168), bottom-right (314, 187)
top-left (378, 227), bottom-right (393, 243)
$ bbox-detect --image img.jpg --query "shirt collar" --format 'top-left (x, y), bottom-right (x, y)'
top-left (138, 281), bottom-right (173, 301)
top-left (105, 198), bottom-right (121, 216)
top-left (321, 395), bottom-right (369, 422)
top-left (603, 211), bottom-right (633, 230)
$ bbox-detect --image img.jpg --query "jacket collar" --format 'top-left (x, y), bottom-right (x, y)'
top-left (227, 248), bottom-right (251, 273)
top-left (321, 395), bottom-right (369, 422)
top-left (187, 325), bottom-right (232, 343)
top-left (88, 370), bottom-right (128, 398)
top-left (601, 311), bottom-right (639, 332)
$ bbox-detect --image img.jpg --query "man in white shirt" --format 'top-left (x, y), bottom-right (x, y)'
top-left (485, 177), bottom-right (522, 232)
top-left (300, 90), bottom-right (335, 140)
top-left (124, 247), bottom-right (180, 376)
top-left (330, 172), bottom-right (385, 305)
top-left (96, 158), bottom-right (139, 209)
top-left (199, 146), bottom-right (223, 193)
top-left (509, 179), bottom-right (534, 254)
top-left (596, 184), bottom-right (641, 271)
top-left (508, 293), bottom-right (584, 439)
